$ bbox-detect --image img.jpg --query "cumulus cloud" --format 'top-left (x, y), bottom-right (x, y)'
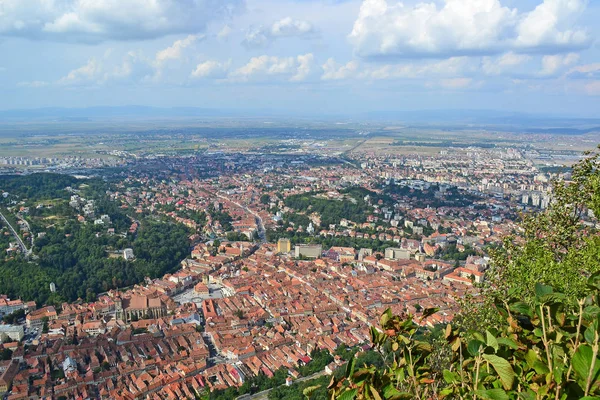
top-left (56, 51), bottom-right (153, 86)
top-left (366, 57), bottom-right (470, 80)
top-left (515, 0), bottom-right (589, 51)
top-left (191, 60), bottom-right (231, 79)
top-left (292, 54), bottom-right (315, 82)
top-left (539, 52), bottom-right (579, 76)
top-left (482, 52), bottom-right (531, 75)
top-left (230, 53), bottom-right (316, 82)
top-left (0, 0), bottom-right (243, 43)
top-left (321, 59), bottom-right (360, 80)
top-left (243, 17), bottom-right (316, 48)
top-left (155, 35), bottom-right (202, 65)
top-left (58, 58), bottom-right (104, 86)
top-left (566, 63), bottom-right (600, 79)
top-left (321, 57), bottom-right (471, 81)
top-left (349, 0), bottom-right (590, 59)
top-left (217, 25), bottom-right (233, 41)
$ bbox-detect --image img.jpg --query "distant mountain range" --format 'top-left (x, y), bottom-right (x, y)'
top-left (0, 106), bottom-right (599, 134)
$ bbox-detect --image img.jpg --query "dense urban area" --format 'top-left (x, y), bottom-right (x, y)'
top-left (0, 125), bottom-right (598, 400)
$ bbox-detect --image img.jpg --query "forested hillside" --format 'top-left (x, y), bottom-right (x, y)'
top-left (0, 174), bottom-right (192, 305)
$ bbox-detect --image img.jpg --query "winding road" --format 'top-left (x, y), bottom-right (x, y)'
top-left (0, 209), bottom-right (32, 257)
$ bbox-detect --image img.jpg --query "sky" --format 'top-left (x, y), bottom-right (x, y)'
top-left (0, 0), bottom-right (599, 116)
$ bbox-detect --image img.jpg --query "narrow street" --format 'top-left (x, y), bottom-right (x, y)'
top-left (215, 192), bottom-right (267, 245)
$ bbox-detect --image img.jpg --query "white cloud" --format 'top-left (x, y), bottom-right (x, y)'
top-left (191, 60), bottom-right (231, 79)
top-left (292, 53), bottom-right (315, 82)
top-left (0, 0), bottom-right (243, 43)
top-left (321, 57), bottom-right (470, 81)
top-left (368, 57), bottom-right (470, 80)
top-left (321, 59), bottom-right (360, 80)
top-left (230, 53), bottom-right (316, 82)
top-left (349, 0), bottom-right (590, 59)
top-left (566, 63), bottom-right (600, 79)
top-left (271, 17), bottom-right (314, 37)
top-left (243, 17), bottom-right (316, 48)
top-left (539, 52), bottom-right (579, 76)
top-left (482, 52), bottom-right (531, 75)
top-left (58, 58), bottom-right (103, 86)
top-left (515, 0), bottom-right (589, 51)
top-left (56, 51), bottom-right (152, 86)
top-left (155, 35), bottom-right (201, 65)
top-left (217, 25), bottom-right (233, 41)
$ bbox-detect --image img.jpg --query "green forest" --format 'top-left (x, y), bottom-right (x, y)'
top-left (283, 188), bottom-right (379, 228)
top-left (0, 173), bottom-right (192, 305)
top-left (383, 182), bottom-right (484, 208)
top-left (0, 173), bottom-right (79, 200)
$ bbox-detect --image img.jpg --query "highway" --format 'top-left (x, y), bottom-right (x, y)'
top-left (0, 209), bottom-right (32, 257)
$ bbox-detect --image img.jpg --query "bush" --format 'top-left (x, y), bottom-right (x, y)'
top-left (329, 277), bottom-right (600, 399)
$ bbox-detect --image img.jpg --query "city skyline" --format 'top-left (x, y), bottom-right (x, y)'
top-left (1, 0), bottom-right (600, 116)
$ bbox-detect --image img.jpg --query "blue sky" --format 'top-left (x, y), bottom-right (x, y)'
top-left (1, 0), bottom-right (599, 116)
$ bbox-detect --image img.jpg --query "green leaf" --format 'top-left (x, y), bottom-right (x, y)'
top-left (583, 305), bottom-right (600, 320)
top-left (337, 388), bottom-right (358, 400)
top-left (302, 385), bottom-right (321, 399)
top-left (420, 307), bottom-right (439, 320)
top-left (345, 355), bottom-right (356, 379)
top-left (497, 337), bottom-right (519, 350)
top-left (585, 325), bottom-right (597, 344)
top-left (382, 384), bottom-right (412, 400)
top-left (474, 389), bottom-right (509, 400)
top-left (486, 330), bottom-right (499, 352)
top-left (352, 369), bottom-right (372, 385)
top-left (573, 344), bottom-right (600, 383)
top-left (483, 354), bottom-right (515, 390)
top-left (380, 308), bottom-right (392, 328)
top-left (532, 360), bottom-right (550, 375)
top-left (587, 271), bottom-right (600, 291)
top-left (468, 340), bottom-right (485, 357)
top-left (525, 349), bottom-right (539, 368)
top-left (384, 390), bottom-right (414, 400)
top-left (369, 385), bottom-right (383, 400)
top-left (518, 390), bottom-right (536, 400)
top-left (535, 283), bottom-right (554, 298)
top-left (472, 331), bottom-right (486, 343)
top-left (509, 302), bottom-right (533, 318)
top-left (539, 292), bottom-right (567, 304)
top-left (443, 370), bottom-right (459, 384)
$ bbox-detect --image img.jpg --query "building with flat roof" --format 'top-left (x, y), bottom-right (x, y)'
top-left (277, 238), bottom-right (291, 254)
top-left (294, 244), bottom-right (322, 259)
top-left (384, 247), bottom-right (410, 260)
top-left (0, 325), bottom-right (24, 341)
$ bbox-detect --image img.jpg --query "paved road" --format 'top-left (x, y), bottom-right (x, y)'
top-left (236, 370), bottom-right (328, 400)
top-left (0, 209), bottom-right (32, 257)
top-left (215, 192), bottom-right (267, 244)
